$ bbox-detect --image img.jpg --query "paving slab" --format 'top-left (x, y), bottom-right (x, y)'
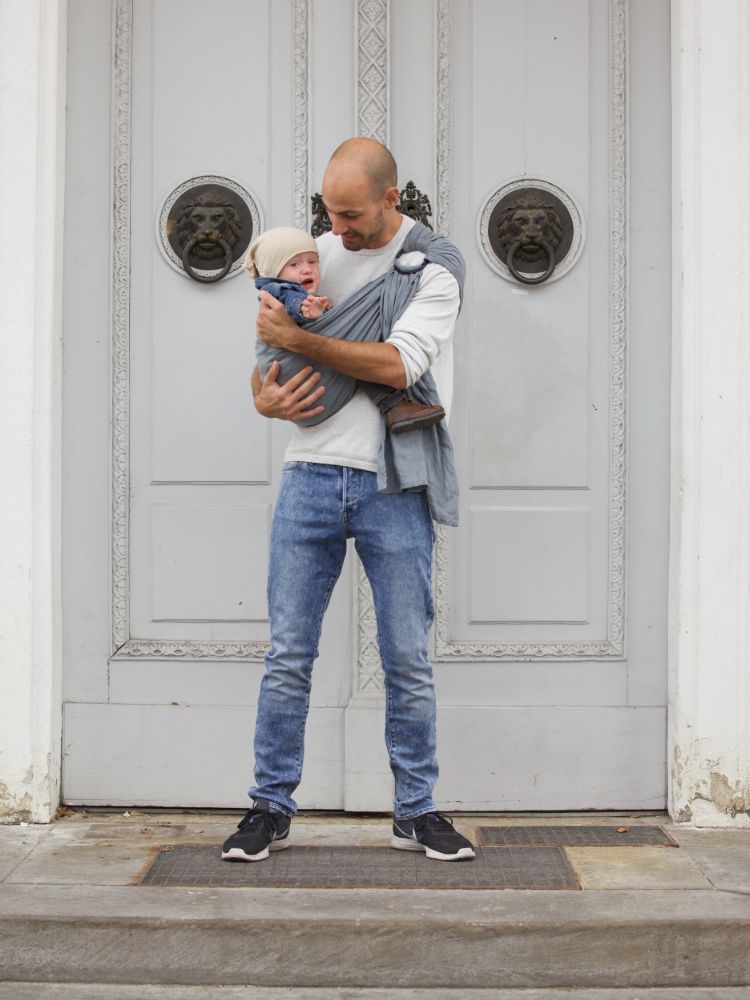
top-left (0, 825), bottom-right (50, 881)
top-left (672, 829), bottom-right (750, 893)
top-left (79, 820), bottom-right (391, 847)
top-left (1, 884), bottom-right (750, 988)
top-left (3, 988), bottom-right (750, 1000)
top-left (5, 821), bottom-right (153, 886)
top-left (82, 823), bottom-right (189, 840)
top-left (565, 846), bottom-right (714, 890)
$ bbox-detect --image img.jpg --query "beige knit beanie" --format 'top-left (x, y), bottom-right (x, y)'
top-left (243, 227), bottom-right (318, 279)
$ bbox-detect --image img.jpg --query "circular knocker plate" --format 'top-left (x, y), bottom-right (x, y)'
top-left (156, 175), bottom-right (263, 283)
top-left (477, 177), bottom-right (585, 285)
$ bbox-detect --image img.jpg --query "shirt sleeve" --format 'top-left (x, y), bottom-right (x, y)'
top-left (386, 263), bottom-right (460, 387)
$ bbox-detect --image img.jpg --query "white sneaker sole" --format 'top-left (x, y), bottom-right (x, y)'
top-left (220, 839), bottom-right (290, 863)
top-left (390, 834), bottom-right (475, 862)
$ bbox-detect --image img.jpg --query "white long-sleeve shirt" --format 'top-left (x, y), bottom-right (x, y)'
top-left (284, 216), bottom-right (460, 472)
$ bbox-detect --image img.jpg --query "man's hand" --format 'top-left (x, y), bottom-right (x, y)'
top-left (256, 291), bottom-right (301, 350)
top-left (252, 361), bottom-right (326, 422)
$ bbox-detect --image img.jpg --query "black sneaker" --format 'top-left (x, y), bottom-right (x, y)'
top-left (391, 812), bottom-right (476, 861)
top-left (221, 800), bottom-right (291, 862)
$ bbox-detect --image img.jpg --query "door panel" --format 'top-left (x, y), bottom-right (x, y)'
top-left (448, 0), bottom-right (612, 652)
top-left (468, 508), bottom-right (590, 624)
top-left (129, 0), bottom-right (276, 647)
top-left (63, 703), bottom-right (344, 808)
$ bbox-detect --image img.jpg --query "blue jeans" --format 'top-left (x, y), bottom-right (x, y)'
top-left (250, 461), bottom-right (439, 820)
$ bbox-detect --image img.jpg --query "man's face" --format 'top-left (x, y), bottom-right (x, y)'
top-left (322, 173), bottom-right (397, 251)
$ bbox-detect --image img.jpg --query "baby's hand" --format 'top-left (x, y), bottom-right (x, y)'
top-left (301, 294), bottom-right (332, 320)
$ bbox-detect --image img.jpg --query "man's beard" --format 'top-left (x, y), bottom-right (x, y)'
top-left (342, 207), bottom-right (387, 251)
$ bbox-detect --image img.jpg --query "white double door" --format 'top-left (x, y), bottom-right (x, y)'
top-left (62, 0), bottom-right (671, 809)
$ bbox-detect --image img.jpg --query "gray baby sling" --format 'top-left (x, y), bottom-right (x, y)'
top-left (256, 222), bottom-right (465, 525)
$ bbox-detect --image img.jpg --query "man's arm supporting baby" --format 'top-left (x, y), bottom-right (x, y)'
top-left (256, 290), bottom-right (408, 388)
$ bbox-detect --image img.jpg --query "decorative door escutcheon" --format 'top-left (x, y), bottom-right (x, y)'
top-left (311, 180), bottom-right (433, 237)
top-left (156, 175), bottom-right (263, 283)
top-left (478, 178), bottom-right (585, 286)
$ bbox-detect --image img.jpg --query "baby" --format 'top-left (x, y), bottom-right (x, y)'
top-left (244, 227), bottom-right (445, 434)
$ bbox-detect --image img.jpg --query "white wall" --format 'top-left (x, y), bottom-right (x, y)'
top-left (669, 0), bottom-right (750, 826)
top-left (0, 0), bottom-right (67, 823)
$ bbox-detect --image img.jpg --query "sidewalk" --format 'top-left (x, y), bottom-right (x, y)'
top-left (1, 810), bottom-right (749, 995)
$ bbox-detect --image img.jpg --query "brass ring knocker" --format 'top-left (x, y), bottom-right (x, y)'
top-left (181, 235), bottom-right (233, 283)
top-left (506, 239), bottom-right (556, 285)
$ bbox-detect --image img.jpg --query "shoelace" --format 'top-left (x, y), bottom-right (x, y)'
top-left (237, 809), bottom-right (276, 834)
top-left (414, 811), bottom-right (455, 833)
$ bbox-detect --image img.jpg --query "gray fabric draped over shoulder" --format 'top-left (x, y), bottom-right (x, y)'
top-left (256, 222), bottom-right (465, 525)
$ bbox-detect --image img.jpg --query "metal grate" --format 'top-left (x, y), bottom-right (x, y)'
top-left (475, 825), bottom-right (677, 848)
top-left (141, 844), bottom-right (580, 890)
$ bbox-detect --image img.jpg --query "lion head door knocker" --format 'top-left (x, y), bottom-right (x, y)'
top-left (310, 180), bottom-right (433, 237)
top-left (478, 178), bottom-right (585, 285)
top-left (156, 175), bottom-right (263, 283)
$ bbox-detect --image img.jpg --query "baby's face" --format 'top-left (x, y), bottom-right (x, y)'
top-left (277, 251), bottom-right (320, 292)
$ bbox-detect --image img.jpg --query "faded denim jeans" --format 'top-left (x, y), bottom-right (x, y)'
top-left (250, 461), bottom-right (439, 820)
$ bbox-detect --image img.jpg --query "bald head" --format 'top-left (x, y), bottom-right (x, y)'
top-left (321, 138), bottom-right (402, 250)
top-left (326, 137), bottom-right (397, 198)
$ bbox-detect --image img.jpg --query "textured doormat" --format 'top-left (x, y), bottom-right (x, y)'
top-left (140, 844), bottom-right (580, 890)
top-left (475, 825), bottom-right (677, 848)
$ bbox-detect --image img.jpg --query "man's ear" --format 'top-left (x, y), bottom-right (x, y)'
top-left (383, 185), bottom-right (399, 210)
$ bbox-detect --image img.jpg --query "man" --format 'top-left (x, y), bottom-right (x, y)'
top-left (221, 138), bottom-right (475, 863)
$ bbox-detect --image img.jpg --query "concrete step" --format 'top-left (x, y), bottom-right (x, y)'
top-left (3, 816), bottom-right (750, 991)
top-left (3, 988), bottom-right (750, 1000)
top-left (1, 883), bottom-right (749, 990)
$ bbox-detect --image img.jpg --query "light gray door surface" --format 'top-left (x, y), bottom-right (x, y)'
top-left (62, 0), bottom-right (671, 809)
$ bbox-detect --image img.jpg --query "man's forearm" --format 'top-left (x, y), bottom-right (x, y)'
top-left (251, 365), bottom-right (262, 397)
top-left (285, 329), bottom-right (407, 389)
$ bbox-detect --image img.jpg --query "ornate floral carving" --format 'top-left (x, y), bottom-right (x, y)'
top-left (606, 0), bottom-right (628, 656)
top-left (357, 0), bottom-right (388, 142)
top-left (293, 0), bottom-right (309, 230)
top-left (435, 0), bottom-right (452, 238)
top-left (352, 0), bottom-right (390, 698)
top-left (355, 563), bottom-right (385, 695)
top-left (111, 0), bottom-right (132, 652)
top-left (112, 639), bottom-right (269, 661)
